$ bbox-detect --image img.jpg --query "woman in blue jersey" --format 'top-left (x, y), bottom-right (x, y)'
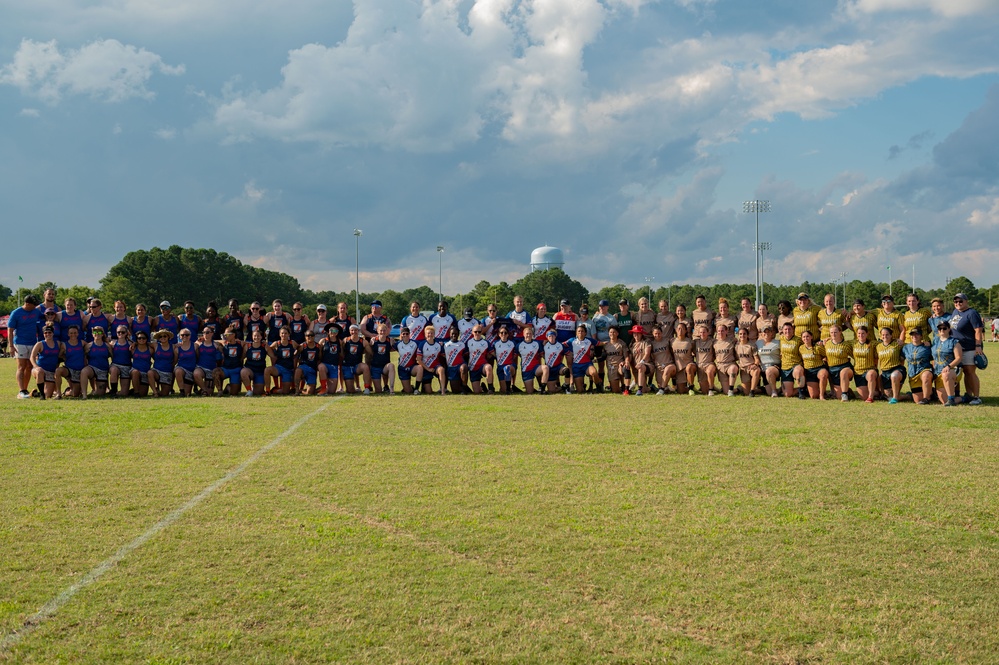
top-left (29, 325), bottom-right (63, 399)
top-left (108, 325), bottom-right (134, 397)
top-left (130, 331), bottom-right (153, 397)
top-left (241, 329), bottom-right (273, 397)
top-left (155, 301), bottom-right (180, 343)
top-left (178, 301), bottom-right (202, 339)
top-left (295, 330), bottom-right (322, 395)
top-left (132, 303), bottom-right (153, 342)
top-left (265, 300), bottom-right (289, 344)
top-left (57, 298), bottom-right (84, 344)
top-left (216, 328), bottom-right (246, 396)
top-left (244, 302), bottom-right (267, 342)
top-left (266, 326), bottom-right (299, 395)
top-left (203, 302), bottom-right (221, 333)
top-left (342, 324), bottom-right (373, 395)
top-left (82, 299), bottom-right (111, 343)
top-left (317, 322), bottom-right (342, 395)
top-left (931, 321), bottom-right (963, 406)
top-left (79, 327), bottom-right (111, 400)
top-left (108, 301), bottom-right (132, 340)
top-left (288, 302), bottom-right (310, 345)
top-left (173, 328), bottom-right (199, 396)
top-left (149, 329), bottom-right (176, 397)
top-left (56, 325), bottom-right (87, 398)
top-left (224, 299), bottom-right (245, 341)
top-left (368, 323), bottom-right (396, 394)
top-left (194, 326), bottom-right (222, 396)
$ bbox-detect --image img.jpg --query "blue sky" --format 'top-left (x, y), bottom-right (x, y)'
top-left (2, 0), bottom-right (998, 296)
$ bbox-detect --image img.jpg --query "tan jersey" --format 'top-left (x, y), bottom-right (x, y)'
top-left (634, 310), bottom-right (657, 336)
top-left (777, 313), bottom-right (795, 333)
top-left (713, 338), bottom-right (737, 368)
top-left (656, 312), bottom-right (678, 342)
top-left (694, 338), bottom-right (715, 366)
top-left (736, 342), bottom-right (759, 369)
top-left (671, 339), bottom-right (694, 369)
top-left (651, 338), bottom-right (674, 367)
top-left (603, 340), bottom-right (628, 367)
top-left (738, 311), bottom-right (760, 341)
top-left (674, 316), bottom-right (693, 337)
top-left (630, 338), bottom-right (652, 364)
top-left (757, 314), bottom-right (777, 334)
top-left (714, 314), bottom-right (738, 339)
top-left (692, 308), bottom-right (715, 335)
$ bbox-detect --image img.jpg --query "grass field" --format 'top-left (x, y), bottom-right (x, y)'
top-left (1, 355), bottom-right (998, 663)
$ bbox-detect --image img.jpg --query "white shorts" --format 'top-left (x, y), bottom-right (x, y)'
top-left (15, 344), bottom-right (32, 360)
top-left (961, 349), bottom-right (978, 366)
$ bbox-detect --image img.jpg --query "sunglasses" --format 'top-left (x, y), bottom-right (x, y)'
top-left (179, 333), bottom-right (191, 337)
top-left (251, 307), bottom-right (260, 311)
top-left (137, 336), bottom-right (148, 340)
top-left (293, 307), bottom-right (302, 311)
top-left (118, 331), bottom-right (128, 335)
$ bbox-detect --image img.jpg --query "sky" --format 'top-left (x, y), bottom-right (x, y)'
top-left (2, 0), bottom-right (999, 297)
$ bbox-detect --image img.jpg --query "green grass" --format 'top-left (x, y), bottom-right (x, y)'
top-left (1, 356), bottom-right (998, 663)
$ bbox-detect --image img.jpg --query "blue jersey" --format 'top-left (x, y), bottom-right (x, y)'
top-left (245, 316), bottom-right (266, 341)
top-left (132, 346), bottom-right (152, 372)
top-left (273, 342), bottom-right (296, 370)
top-left (176, 344), bottom-right (198, 372)
top-left (298, 344), bottom-right (321, 370)
top-left (59, 310), bottom-right (84, 343)
top-left (108, 316), bottom-right (131, 338)
top-left (85, 312), bottom-right (110, 343)
top-left (289, 317), bottom-right (308, 344)
top-left (370, 339), bottom-right (392, 369)
top-left (153, 343), bottom-right (175, 372)
top-left (64, 340), bottom-right (86, 371)
top-left (342, 340), bottom-right (365, 366)
top-left (197, 342), bottom-right (220, 370)
top-left (948, 308), bottom-right (983, 352)
top-left (267, 313), bottom-right (288, 343)
top-left (131, 316), bottom-right (152, 341)
top-left (156, 315), bottom-right (180, 343)
top-left (9, 306), bottom-right (43, 346)
top-left (222, 342), bottom-right (244, 370)
top-left (110, 340), bottom-right (132, 366)
top-left (87, 342), bottom-right (111, 372)
top-left (902, 343), bottom-right (932, 377)
top-left (321, 339), bottom-right (342, 365)
top-left (36, 340), bottom-right (62, 372)
top-left (179, 314), bottom-right (201, 338)
top-left (244, 344), bottom-right (268, 372)
top-left (224, 313), bottom-right (245, 340)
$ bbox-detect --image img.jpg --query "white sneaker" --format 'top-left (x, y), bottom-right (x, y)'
top-left (17, 391), bottom-right (31, 399)
top-left (656, 389), bottom-right (665, 396)
top-left (244, 391), bottom-right (255, 397)
top-left (841, 394), bottom-right (849, 402)
top-left (727, 389), bottom-right (734, 397)
top-left (771, 392), bottom-right (779, 398)
top-left (363, 388), bottom-right (371, 395)
top-left (707, 390), bottom-right (716, 396)
top-left (629, 383), bottom-right (638, 392)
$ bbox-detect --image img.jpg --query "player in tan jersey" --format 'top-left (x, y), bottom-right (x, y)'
top-left (691, 295), bottom-right (715, 336)
top-left (735, 328), bottom-right (761, 396)
top-left (634, 298), bottom-right (657, 336)
top-left (712, 324), bottom-right (739, 396)
top-left (671, 322), bottom-right (697, 394)
top-left (776, 300), bottom-right (795, 333)
top-left (650, 324), bottom-right (677, 395)
top-left (627, 325), bottom-right (653, 394)
top-left (694, 324), bottom-right (718, 395)
top-left (656, 300), bottom-right (677, 343)
top-left (738, 298), bottom-right (759, 342)
top-left (674, 304), bottom-right (693, 338)
top-left (792, 292), bottom-right (822, 339)
top-left (602, 326), bottom-right (629, 394)
top-left (823, 325), bottom-right (855, 401)
top-left (851, 326), bottom-right (879, 402)
top-left (818, 293), bottom-right (847, 342)
top-left (715, 298), bottom-right (738, 341)
top-left (756, 303), bottom-right (776, 337)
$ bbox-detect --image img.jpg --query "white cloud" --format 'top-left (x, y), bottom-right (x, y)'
top-left (968, 197), bottom-right (999, 227)
top-left (243, 181), bottom-right (266, 204)
top-left (154, 127), bottom-right (177, 140)
top-left (0, 38), bottom-right (184, 104)
top-left (845, 0), bottom-right (998, 18)
top-left (19, 108), bottom-right (41, 117)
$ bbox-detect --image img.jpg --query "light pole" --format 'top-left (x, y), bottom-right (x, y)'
top-left (353, 229), bottom-right (362, 321)
top-left (437, 246), bottom-right (445, 303)
top-left (644, 276), bottom-right (655, 301)
top-left (886, 265), bottom-right (892, 297)
top-left (839, 272), bottom-right (849, 304)
top-left (744, 200), bottom-right (771, 308)
top-left (757, 242), bottom-right (772, 305)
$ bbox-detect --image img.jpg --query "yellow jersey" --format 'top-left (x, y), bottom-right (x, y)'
top-left (876, 340), bottom-right (904, 371)
top-left (851, 341), bottom-right (878, 373)
top-left (875, 308), bottom-right (904, 339)
top-left (849, 311), bottom-right (878, 335)
top-left (793, 305), bottom-right (822, 339)
top-left (818, 309), bottom-right (846, 341)
top-left (799, 343), bottom-right (827, 370)
top-left (902, 307), bottom-right (932, 343)
top-left (779, 336), bottom-right (803, 370)
top-left (823, 339), bottom-right (854, 367)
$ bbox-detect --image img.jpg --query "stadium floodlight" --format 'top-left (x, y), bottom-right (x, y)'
top-left (353, 229), bottom-right (362, 321)
top-left (644, 276), bottom-right (655, 301)
top-left (743, 200), bottom-right (771, 308)
top-left (839, 271), bottom-right (849, 304)
top-left (437, 246), bottom-right (445, 303)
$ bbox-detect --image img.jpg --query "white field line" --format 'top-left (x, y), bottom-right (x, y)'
top-left (0, 400), bottom-right (335, 653)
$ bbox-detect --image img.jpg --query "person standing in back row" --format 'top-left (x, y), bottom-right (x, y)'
top-left (949, 293), bottom-right (984, 405)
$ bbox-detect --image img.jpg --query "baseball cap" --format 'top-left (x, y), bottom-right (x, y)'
top-left (579, 305), bottom-right (589, 313)
top-left (598, 299), bottom-right (610, 307)
top-left (160, 300), bottom-right (171, 308)
top-left (619, 299), bottom-right (629, 306)
top-left (316, 304), bottom-right (327, 311)
top-left (910, 328), bottom-right (923, 336)
top-left (464, 307), bottom-right (474, 317)
top-left (796, 292), bottom-right (810, 300)
top-left (881, 294), bottom-right (894, 302)
top-left (370, 300), bottom-right (382, 307)
top-left (559, 298), bottom-right (570, 306)
top-left (953, 292), bottom-right (968, 301)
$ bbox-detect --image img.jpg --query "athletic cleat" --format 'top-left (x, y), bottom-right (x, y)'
top-left (968, 397), bottom-right (983, 405)
top-left (622, 389), bottom-right (630, 396)
top-left (727, 389), bottom-right (734, 397)
top-left (707, 390), bottom-right (716, 397)
top-left (363, 388), bottom-right (371, 395)
top-left (688, 388), bottom-right (696, 396)
top-left (888, 397), bottom-right (898, 404)
top-left (656, 389), bottom-right (665, 396)
top-left (635, 389), bottom-right (643, 396)
top-left (17, 390), bottom-right (30, 399)
top-left (798, 388), bottom-right (807, 399)
top-left (244, 391), bottom-right (255, 397)
top-left (865, 397), bottom-right (874, 403)
top-left (918, 398), bottom-right (931, 405)
top-left (771, 392), bottom-right (779, 398)
top-left (841, 394), bottom-right (850, 402)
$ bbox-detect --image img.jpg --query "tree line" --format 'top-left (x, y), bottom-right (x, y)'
top-left (2, 246), bottom-right (997, 324)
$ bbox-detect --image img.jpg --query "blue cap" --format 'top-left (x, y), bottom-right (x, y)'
top-left (370, 300), bottom-right (382, 307)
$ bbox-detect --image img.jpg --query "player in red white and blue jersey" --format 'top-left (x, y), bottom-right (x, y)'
top-left (567, 324), bottom-right (600, 393)
top-left (507, 295), bottom-right (531, 342)
top-left (543, 329), bottom-right (571, 393)
top-left (457, 307), bottom-right (479, 343)
top-left (431, 301), bottom-right (458, 343)
top-left (443, 326), bottom-right (468, 394)
top-left (517, 325), bottom-right (547, 394)
top-left (492, 326), bottom-right (518, 394)
top-left (553, 299), bottom-right (578, 344)
top-left (401, 302), bottom-right (429, 343)
top-left (394, 326), bottom-right (423, 394)
top-left (417, 324), bottom-right (446, 395)
top-left (465, 324), bottom-right (493, 394)
top-left (533, 303), bottom-right (554, 341)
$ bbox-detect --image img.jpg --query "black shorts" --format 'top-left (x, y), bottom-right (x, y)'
top-left (593, 345), bottom-right (606, 361)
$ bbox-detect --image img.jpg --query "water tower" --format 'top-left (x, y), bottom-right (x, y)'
top-left (530, 245), bottom-right (564, 272)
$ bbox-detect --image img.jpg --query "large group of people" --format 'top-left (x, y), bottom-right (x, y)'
top-left (5, 287), bottom-right (988, 404)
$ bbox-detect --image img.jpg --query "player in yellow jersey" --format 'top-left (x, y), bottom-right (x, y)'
top-left (876, 327), bottom-right (905, 403)
top-left (818, 293), bottom-right (847, 342)
top-left (823, 325), bottom-right (855, 401)
top-left (779, 322), bottom-right (807, 398)
top-left (792, 292), bottom-right (822, 339)
top-left (875, 295), bottom-right (904, 340)
top-left (849, 299), bottom-right (878, 339)
top-left (902, 293), bottom-right (932, 344)
top-left (799, 330), bottom-right (828, 399)
top-left (851, 326), bottom-right (879, 402)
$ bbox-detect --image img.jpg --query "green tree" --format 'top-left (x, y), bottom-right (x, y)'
top-left (591, 284), bottom-right (634, 308)
top-left (512, 268), bottom-right (588, 311)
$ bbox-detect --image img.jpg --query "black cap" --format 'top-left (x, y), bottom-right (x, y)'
top-left (881, 294), bottom-right (894, 302)
top-left (24, 295), bottom-right (39, 305)
top-left (464, 307), bottom-right (474, 317)
top-left (619, 299), bottom-right (629, 306)
top-left (598, 299), bottom-right (610, 307)
top-left (559, 298), bottom-right (570, 306)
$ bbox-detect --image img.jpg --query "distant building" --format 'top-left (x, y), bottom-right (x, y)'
top-left (530, 245), bottom-right (564, 272)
